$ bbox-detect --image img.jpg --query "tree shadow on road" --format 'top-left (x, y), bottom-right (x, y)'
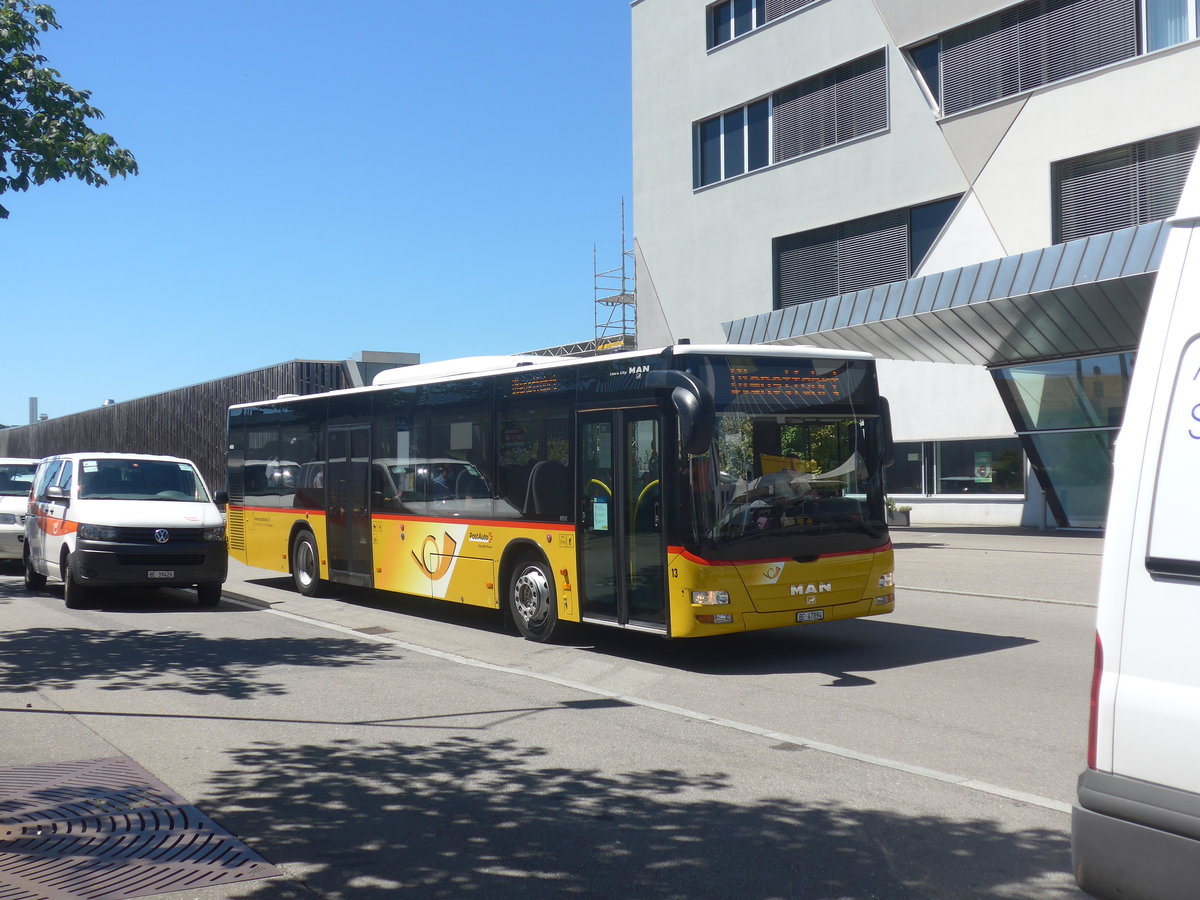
top-left (205, 736), bottom-right (1081, 899)
top-left (0, 627), bottom-right (397, 699)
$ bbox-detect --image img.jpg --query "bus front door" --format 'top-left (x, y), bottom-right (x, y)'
top-left (326, 424), bottom-right (373, 587)
top-left (578, 408), bottom-right (667, 631)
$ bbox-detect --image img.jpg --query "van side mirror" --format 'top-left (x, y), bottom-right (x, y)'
top-left (214, 490), bottom-right (229, 507)
top-left (46, 485), bottom-right (67, 501)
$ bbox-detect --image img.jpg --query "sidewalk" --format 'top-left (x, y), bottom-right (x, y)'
top-left (889, 525), bottom-right (1104, 606)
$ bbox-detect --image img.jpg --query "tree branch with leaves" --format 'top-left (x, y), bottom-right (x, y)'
top-left (0, 0), bottom-right (137, 218)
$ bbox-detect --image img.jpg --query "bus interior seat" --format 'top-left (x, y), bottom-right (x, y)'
top-left (524, 460), bottom-right (569, 518)
top-left (456, 469), bottom-right (488, 499)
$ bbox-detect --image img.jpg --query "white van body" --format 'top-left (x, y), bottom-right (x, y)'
top-left (23, 452), bottom-right (228, 608)
top-left (0, 458), bottom-right (38, 560)
top-left (1072, 156), bottom-right (1200, 896)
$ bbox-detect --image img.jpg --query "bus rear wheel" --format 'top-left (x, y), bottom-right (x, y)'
top-left (291, 531), bottom-right (322, 597)
top-left (509, 556), bottom-right (558, 642)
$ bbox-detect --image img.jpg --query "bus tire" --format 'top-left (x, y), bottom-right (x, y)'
top-left (508, 555), bottom-right (558, 642)
top-left (291, 530), bottom-right (322, 597)
top-left (63, 555), bottom-right (91, 610)
top-left (23, 546), bottom-right (46, 591)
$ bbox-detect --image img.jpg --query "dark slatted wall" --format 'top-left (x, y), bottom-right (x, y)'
top-left (0, 361), bottom-right (347, 491)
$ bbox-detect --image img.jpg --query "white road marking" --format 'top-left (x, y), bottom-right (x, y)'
top-left (224, 595), bottom-right (1072, 816)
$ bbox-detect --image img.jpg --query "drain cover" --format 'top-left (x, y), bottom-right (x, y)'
top-left (0, 757), bottom-right (279, 900)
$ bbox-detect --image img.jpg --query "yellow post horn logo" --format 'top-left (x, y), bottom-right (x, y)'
top-left (413, 532), bottom-right (458, 580)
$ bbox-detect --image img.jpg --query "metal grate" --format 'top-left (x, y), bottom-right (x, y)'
top-left (0, 757), bottom-right (280, 900)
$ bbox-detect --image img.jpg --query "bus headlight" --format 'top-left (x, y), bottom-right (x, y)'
top-left (878, 572), bottom-right (894, 589)
top-left (692, 590), bottom-right (730, 606)
top-left (203, 526), bottom-right (226, 543)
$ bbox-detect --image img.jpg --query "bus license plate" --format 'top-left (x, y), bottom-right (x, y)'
top-left (148, 570), bottom-right (175, 579)
top-left (796, 610), bottom-right (825, 623)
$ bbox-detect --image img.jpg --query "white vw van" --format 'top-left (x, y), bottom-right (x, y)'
top-left (23, 452), bottom-right (228, 608)
top-left (0, 458), bottom-right (38, 561)
top-left (1071, 157), bottom-right (1200, 896)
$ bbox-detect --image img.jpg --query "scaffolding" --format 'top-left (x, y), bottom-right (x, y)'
top-left (593, 198), bottom-right (636, 353)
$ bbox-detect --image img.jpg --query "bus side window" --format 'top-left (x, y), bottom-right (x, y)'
top-left (497, 405), bottom-right (570, 521)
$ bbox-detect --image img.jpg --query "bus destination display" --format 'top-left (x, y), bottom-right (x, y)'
top-left (729, 366), bottom-right (845, 403)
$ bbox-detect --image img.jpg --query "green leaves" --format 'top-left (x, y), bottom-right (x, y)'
top-left (0, 0), bottom-right (137, 218)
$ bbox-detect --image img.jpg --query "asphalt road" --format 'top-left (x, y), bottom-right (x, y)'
top-left (0, 527), bottom-right (1100, 899)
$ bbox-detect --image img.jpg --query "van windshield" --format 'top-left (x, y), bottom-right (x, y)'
top-left (79, 459), bottom-right (211, 502)
top-left (0, 463), bottom-right (36, 497)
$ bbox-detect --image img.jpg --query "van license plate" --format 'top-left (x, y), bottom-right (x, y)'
top-left (796, 610), bottom-right (825, 623)
top-left (148, 570), bottom-right (175, 579)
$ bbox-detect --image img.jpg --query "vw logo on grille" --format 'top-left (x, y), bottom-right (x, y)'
top-left (154, 529), bottom-right (170, 544)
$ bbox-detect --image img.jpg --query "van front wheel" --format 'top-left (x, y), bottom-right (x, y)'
top-left (196, 582), bottom-right (222, 607)
top-left (63, 556), bottom-right (91, 610)
top-left (291, 531), bottom-right (322, 597)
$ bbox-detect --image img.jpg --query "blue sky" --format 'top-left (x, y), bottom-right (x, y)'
top-left (2, 1), bottom-right (633, 427)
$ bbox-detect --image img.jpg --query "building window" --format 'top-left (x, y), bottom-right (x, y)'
top-left (1144, 0), bottom-right (1200, 51)
top-left (773, 197), bottom-right (961, 308)
top-left (888, 439), bottom-right (1026, 497)
top-left (707, 0), bottom-right (818, 49)
top-left (1052, 127), bottom-right (1200, 243)
top-left (906, 0), bottom-right (1139, 116)
top-left (694, 51), bottom-right (886, 188)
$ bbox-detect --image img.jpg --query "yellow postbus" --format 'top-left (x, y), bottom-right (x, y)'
top-left (226, 344), bottom-right (896, 640)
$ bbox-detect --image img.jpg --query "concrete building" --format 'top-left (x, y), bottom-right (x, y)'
top-left (631, 0), bottom-right (1200, 528)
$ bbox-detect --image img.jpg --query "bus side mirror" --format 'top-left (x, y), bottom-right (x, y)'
top-left (880, 396), bottom-right (895, 468)
top-left (646, 369), bottom-right (715, 456)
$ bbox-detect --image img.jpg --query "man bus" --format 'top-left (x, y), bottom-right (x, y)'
top-left (226, 344), bottom-right (895, 641)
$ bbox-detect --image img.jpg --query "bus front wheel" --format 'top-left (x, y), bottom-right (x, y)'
top-left (291, 531), bottom-right (322, 597)
top-left (509, 556), bottom-right (558, 642)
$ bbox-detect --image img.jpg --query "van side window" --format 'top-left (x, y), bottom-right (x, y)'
top-left (1146, 336), bottom-right (1200, 579)
top-left (57, 461), bottom-right (74, 494)
top-left (35, 460), bottom-right (63, 501)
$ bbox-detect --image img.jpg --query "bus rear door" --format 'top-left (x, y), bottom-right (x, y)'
top-left (578, 407), bottom-right (667, 632)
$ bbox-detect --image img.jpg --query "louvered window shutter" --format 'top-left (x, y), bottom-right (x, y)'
top-left (764, 0), bottom-right (813, 22)
top-left (835, 53), bottom-right (888, 142)
top-left (774, 78), bottom-right (834, 162)
top-left (774, 52), bottom-right (886, 163)
top-left (940, 0), bottom-right (1136, 116)
top-left (1138, 129), bottom-right (1200, 222)
top-left (941, 10), bottom-right (1020, 115)
top-left (776, 227), bottom-right (839, 307)
top-left (837, 211), bottom-right (909, 294)
top-left (775, 209), bottom-right (911, 309)
top-left (1054, 128), bottom-right (1199, 242)
top-left (1055, 147), bottom-right (1137, 242)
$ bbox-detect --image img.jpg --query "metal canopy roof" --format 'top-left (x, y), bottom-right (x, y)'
top-left (722, 221), bottom-right (1170, 368)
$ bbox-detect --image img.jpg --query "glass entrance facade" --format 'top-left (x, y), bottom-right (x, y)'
top-left (994, 352), bottom-right (1135, 528)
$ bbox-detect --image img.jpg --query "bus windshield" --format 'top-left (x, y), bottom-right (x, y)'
top-left (675, 354), bottom-right (888, 559)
